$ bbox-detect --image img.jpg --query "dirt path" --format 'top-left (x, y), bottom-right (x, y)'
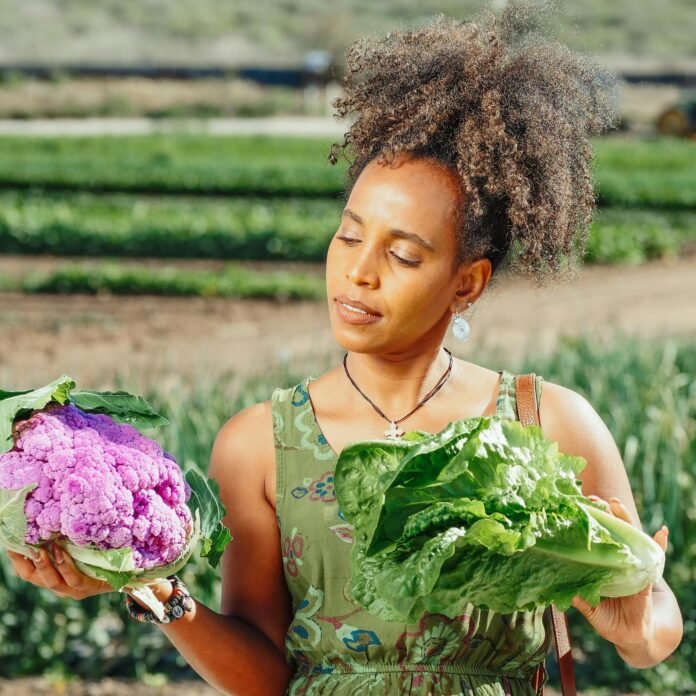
top-left (0, 116), bottom-right (347, 137)
top-left (1, 257), bottom-right (694, 391)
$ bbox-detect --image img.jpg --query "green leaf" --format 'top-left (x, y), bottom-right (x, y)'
top-left (64, 542), bottom-right (138, 573)
top-left (184, 468), bottom-right (232, 568)
top-left (0, 375), bottom-right (75, 453)
top-left (74, 564), bottom-right (135, 593)
top-left (0, 484), bottom-right (38, 554)
top-left (69, 390), bottom-right (169, 430)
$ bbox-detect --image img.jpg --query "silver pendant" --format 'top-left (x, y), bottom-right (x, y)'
top-left (384, 421), bottom-right (405, 439)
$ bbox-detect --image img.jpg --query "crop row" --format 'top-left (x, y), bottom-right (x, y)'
top-left (0, 262), bottom-right (325, 300)
top-left (0, 135), bottom-right (694, 208)
top-left (1, 192), bottom-right (693, 265)
top-left (0, 192), bottom-right (338, 260)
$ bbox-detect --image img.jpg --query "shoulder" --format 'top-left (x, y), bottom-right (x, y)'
top-left (537, 379), bottom-right (641, 524)
top-left (538, 380), bottom-right (602, 439)
top-left (209, 399), bottom-right (276, 501)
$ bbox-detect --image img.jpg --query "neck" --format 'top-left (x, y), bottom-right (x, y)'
top-left (343, 345), bottom-right (452, 420)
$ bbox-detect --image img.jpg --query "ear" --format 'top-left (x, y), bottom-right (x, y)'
top-left (449, 257), bottom-right (492, 313)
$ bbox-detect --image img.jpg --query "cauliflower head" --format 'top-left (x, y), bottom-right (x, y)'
top-left (0, 403), bottom-right (192, 569)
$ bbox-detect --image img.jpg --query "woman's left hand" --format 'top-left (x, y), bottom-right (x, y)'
top-left (571, 496), bottom-right (669, 653)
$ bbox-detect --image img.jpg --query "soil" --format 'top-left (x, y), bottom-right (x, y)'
top-left (1, 256), bottom-right (694, 391)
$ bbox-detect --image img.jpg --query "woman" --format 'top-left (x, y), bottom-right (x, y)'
top-left (5, 6), bottom-right (683, 696)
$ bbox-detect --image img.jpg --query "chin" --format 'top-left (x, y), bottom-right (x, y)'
top-left (330, 329), bottom-right (384, 356)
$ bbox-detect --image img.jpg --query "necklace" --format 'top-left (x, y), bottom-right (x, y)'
top-left (342, 348), bottom-right (454, 439)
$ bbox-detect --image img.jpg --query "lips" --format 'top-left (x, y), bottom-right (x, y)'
top-left (335, 295), bottom-right (382, 316)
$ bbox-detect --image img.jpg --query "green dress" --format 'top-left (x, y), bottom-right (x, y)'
top-left (271, 370), bottom-right (552, 696)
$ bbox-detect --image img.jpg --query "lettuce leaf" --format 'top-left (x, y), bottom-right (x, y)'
top-left (334, 417), bottom-right (665, 622)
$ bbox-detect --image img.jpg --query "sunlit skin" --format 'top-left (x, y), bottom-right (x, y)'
top-left (3, 155), bottom-right (683, 692)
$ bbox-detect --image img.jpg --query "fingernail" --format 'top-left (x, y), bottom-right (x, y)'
top-left (662, 526), bottom-right (668, 535)
top-left (53, 546), bottom-right (64, 564)
top-left (27, 548), bottom-right (40, 561)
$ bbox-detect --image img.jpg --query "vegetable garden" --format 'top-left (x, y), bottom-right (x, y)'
top-left (0, 132), bottom-right (694, 694)
top-left (0, 134), bottom-right (694, 298)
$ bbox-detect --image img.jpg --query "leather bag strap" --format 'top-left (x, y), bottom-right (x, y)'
top-left (515, 373), bottom-right (577, 696)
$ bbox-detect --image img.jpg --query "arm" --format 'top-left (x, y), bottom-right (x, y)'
top-left (6, 400), bottom-right (294, 696)
top-left (150, 399), bottom-right (294, 693)
top-left (539, 382), bottom-right (684, 668)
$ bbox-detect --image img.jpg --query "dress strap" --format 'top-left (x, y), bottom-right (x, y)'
top-left (495, 370), bottom-right (544, 422)
top-left (495, 371), bottom-right (517, 421)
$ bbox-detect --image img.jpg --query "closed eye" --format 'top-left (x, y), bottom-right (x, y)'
top-left (337, 236), bottom-right (420, 267)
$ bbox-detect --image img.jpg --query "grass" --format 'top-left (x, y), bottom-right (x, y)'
top-left (3, 0), bottom-right (696, 63)
top-left (0, 191), bottom-right (339, 261)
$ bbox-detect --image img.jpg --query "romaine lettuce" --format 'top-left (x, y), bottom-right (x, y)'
top-left (334, 417), bottom-right (665, 622)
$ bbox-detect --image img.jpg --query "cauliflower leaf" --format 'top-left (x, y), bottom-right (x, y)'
top-left (0, 375), bottom-right (74, 453)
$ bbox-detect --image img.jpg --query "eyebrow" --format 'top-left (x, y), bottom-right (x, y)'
top-left (342, 208), bottom-right (436, 252)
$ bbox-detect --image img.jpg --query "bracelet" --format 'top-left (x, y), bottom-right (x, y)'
top-left (125, 575), bottom-right (194, 624)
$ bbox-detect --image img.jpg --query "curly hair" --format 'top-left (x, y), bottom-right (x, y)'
top-left (328, 1), bottom-right (619, 279)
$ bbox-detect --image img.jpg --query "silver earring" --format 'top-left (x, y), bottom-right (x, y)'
top-left (452, 302), bottom-right (472, 342)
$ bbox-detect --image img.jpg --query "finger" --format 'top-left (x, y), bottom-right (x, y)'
top-left (608, 497), bottom-right (635, 525)
top-left (6, 550), bottom-right (39, 579)
top-left (653, 525), bottom-right (669, 552)
top-left (587, 494), bottom-right (611, 511)
top-left (571, 595), bottom-right (596, 617)
top-left (32, 545), bottom-right (66, 591)
top-left (636, 582), bottom-right (653, 598)
top-left (52, 544), bottom-right (110, 593)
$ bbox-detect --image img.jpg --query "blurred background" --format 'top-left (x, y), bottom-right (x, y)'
top-left (0, 1), bottom-right (694, 695)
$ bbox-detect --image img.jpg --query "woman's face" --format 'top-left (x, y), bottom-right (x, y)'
top-left (326, 155), bottom-right (483, 355)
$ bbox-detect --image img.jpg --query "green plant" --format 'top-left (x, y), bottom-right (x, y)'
top-left (1, 262), bottom-right (325, 300)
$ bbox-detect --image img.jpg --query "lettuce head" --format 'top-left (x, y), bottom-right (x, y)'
top-left (334, 417), bottom-right (665, 622)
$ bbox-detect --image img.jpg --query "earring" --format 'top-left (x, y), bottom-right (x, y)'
top-left (452, 302), bottom-right (472, 342)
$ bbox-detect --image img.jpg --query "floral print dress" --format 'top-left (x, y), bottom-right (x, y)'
top-left (271, 371), bottom-right (552, 696)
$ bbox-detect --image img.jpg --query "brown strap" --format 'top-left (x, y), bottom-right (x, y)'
top-left (516, 374), bottom-right (577, 696)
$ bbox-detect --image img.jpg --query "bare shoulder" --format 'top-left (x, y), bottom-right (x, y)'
top-left (538, 380), bottom-right (641, 526)
top-left (209, 399), bottom-right (276, 505)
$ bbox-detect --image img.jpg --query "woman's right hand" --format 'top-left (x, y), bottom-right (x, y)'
top-left (5, 543), bottom-right (114, 600)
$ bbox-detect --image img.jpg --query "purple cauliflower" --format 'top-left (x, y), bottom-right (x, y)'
top-left (0, 403), bottom-right (192, 569)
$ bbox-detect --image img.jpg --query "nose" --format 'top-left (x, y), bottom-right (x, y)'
top-left (346, 244), bottom-right (379, 288)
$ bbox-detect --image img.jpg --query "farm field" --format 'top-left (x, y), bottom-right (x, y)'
top-left (1, 255), bottom-right (694, 392)
top-left (0, 130), bottom-right (694, 694)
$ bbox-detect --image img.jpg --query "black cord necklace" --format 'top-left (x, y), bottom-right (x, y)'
top-left (342, 348), bottom-right (454, 439)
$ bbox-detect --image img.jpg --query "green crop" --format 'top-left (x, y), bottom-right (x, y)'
top-left (334, 417), bottom-right (665, 622)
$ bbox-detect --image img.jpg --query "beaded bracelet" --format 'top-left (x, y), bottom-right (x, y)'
top-left (125, 575), bottom-right (194, 624)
